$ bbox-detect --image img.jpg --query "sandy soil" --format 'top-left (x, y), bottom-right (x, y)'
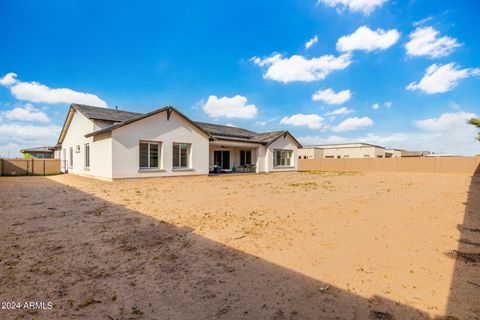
top-left (0, 171), bottom-right (479, 320)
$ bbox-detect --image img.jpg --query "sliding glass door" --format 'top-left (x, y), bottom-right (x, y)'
top-left (213, 150), bottom-right (230, 169)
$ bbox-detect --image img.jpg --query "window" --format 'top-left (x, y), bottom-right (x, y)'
top-left (240, 150), bottom-right (252, 166)
top-left (364, 155), bottom-right (370, 158)
top-left (325, 156), bottom-right (334, 159)
top-left (75, 145), bottom-right (81, 153)
top-left (139, 141), bottom-right (161, 169)
top-left (274, 149), bottom-right (293, 167)
top-left (173, 143), bottom-right (190, 168)
top-left (344, 155), bottom-right (349, 158)
top-left (337, 156), bottom-right (341, 159)
top-left (69, 147), bottom-right (73, 168)
top-left (37, 154), bottom-right (45, 159)
top-left (84, 144), bottom-right (90, 169)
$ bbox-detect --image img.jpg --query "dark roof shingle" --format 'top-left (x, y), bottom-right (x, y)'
top-left (194, 122), bottom-right (257, 139)
top-left (72, 104), bottom-right (301, 147)
top-left (73, 104), bottom-right (141, 122)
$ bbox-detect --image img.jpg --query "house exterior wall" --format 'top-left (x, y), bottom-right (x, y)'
top-left (256, 145), bottom-right (267, 173)
top-left (90, 133), bottom-right (113, 179)
top-left (298, 148), bottom-right (324, 159)
top-left (111, 111), bottom-right (210, 179)
top-left (60, 111), bottom-right (113, 179)
top-left (266, 135), bottom-right (298, 172)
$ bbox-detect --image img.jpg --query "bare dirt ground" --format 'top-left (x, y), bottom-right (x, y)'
top-left (0, 171), bottom-right (479, 320)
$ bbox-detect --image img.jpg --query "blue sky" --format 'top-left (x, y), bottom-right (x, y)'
top-left (1, 0), bottom-right (479, 156)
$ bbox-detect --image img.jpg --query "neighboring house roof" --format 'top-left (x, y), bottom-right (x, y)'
top-left (57, 103), bottom-right (302, 147)
top-left (20, 146), bottom-right (55, 153)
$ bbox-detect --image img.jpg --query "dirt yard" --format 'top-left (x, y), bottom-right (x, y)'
top-left (0, 172), bottom-right (479, 319)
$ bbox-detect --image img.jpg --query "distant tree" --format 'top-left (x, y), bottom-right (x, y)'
top-left (22, 153), bottom-right (32, 159)
top-left (469, 118), bottom-right (480, 141)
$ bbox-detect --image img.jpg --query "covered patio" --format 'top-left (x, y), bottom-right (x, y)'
top-left (208, 140), bottom-right (262, 174)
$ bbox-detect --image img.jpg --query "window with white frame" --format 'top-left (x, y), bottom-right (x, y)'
top-left (139, 141), bottom-right (161, 169)
top-left (173, 143), bottom-right (190, 168)
top-left (84, 143), bottom-right (90, 169)
top-left (274, 149), bottom-right (293, 167)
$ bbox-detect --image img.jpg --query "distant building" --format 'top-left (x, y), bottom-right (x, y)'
top-left (385, 149), bottom-right (403, 158)
top-left (400, 150), bottom-right (431, 157)
top-left (299, 143), bottom-right (390, 159)
top-left (20, 146), bottom-right (56, 159)
top-left (299, 143), bottom-right (418, 159)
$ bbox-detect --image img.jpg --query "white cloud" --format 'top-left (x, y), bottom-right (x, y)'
top-left (252, 53), bottom-right (352, 83)
top-left (202, 95), bottom-right (258, 119)
top-left (299, 111), bottom-right (480, 155)
top-left (415, 111), bottom-right (475, 132)
top-left (384, 101), bottom-right (392, 108)
top-left (337, 26), bottom-right (400, 52)
top-left (2, 104), bottom-right (49, 123)
top-left (326, 107), bottom-right (353, 116)
top-left (332, 116), bottom-right (373, 132)
top-left (254, 118), bottom-right (277, 127)
top-left (405, 26), bottom-right (460, 58)
top-left (0, 72), bottom-right (18, 86)
top-left (413, 17), bottom-right (433, 27)
top-left (0, 72), bottom-right (107, 108)
top-left (280, 114), bottom-right (324, 129)
top-left (312, 88), bottom-right (351, 104)
top-left (225, 123), bottom-right (236, 127)
top-left (372, 103), bottom-right (380, 110)
top-left (407, 63), bottom-right (480, 94)
top-left (318, 0), bottom-right (387, 15)
top-left (0, 143), bottom-right (24, 158)
top-left (0, 124), bottom-right (61, 144)
top-left (305, 35), bottom-right (318, 49)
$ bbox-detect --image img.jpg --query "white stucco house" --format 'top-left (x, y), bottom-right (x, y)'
top-left (57, 104), bottom-right (301, 180)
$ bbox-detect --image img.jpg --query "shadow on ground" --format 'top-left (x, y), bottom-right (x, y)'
top-left (0, 175), bottom-right (477, 319)
top-left (445, 173), bottom-right (480, 319)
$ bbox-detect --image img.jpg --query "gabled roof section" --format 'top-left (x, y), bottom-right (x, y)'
top-left (57, 104), bottom-right (141, 145)
top-left (84, 106), bottom-right (213, 139)
top-left (72, 104), bottom-right (141, 122)
top-left (255, 131), bottom-right (302, 148)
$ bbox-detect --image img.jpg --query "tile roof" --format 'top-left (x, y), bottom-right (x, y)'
top-left (71, 104), bottom-right (301, 147)
top-left (194, 122), bottom-right (257, 139)
top-left (72, 104), bottom-right (141, 122)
